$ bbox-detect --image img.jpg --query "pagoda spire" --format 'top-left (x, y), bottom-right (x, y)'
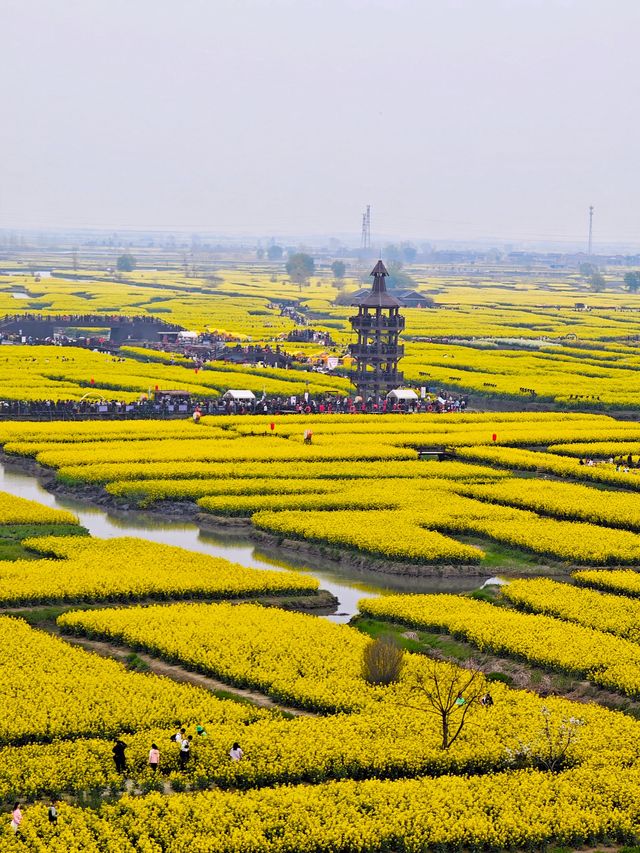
top-left (370, 259), bottom-right (389, 293)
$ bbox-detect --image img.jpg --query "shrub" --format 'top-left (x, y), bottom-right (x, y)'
top-left (362, 635), bottom-right (404, 686)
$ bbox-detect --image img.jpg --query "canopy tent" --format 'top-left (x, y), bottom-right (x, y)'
top-left (222, 389), bottom-right (257, 402)
top-left (386, 389), bottom-right (419, 401)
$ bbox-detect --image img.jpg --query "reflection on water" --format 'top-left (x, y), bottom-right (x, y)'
top-left (0, 462), bottom-right (487, 623)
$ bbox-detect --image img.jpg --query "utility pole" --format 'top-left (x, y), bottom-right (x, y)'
top-left (360, 205), bottom-right (371, 251)
top-left (588, 205), bottom-right (594, 255)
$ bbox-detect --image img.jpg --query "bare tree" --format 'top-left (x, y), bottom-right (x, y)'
top-left (404, 659), bottom-right (486, 750)
top-left (362, 635), bottom-right (404, 686)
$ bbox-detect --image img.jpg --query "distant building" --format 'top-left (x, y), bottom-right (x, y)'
top-left (393, 289), bottom-right (434, 308)
top-left (336, 286), bottom-right (432, 308)
top-left (286, 328), bottom-right (334, 345)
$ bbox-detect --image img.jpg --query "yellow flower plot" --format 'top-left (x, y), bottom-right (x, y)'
top-left (2, 677), bottom-right (632, 802)
top-left (456, 444), bottom-right (640, 489)
top-left (0, 616), bottom-right (256, 745)
top-left (32, 436), bottom-right (416, 469)
top-left (0, 535), bottom-right (318, 605)
top-left (0, 343), bottom-right (350, 402)
top-left (60, 602), bottom-right (374, 713)
top-left (0, 491), bottom-right (78, 526)
top-left (253, 507), bottom-right (483, 564)
top-left (56, 457), bottom-right (507, 486)
top-left (1, 596), bottom-right (638, 804)
top-left (574, 568), bottom-right (640, 599)
top-left (459, 477), bottom-right (640, 530)
top-left (6, 765), bottom-right (640, 852)
top-left (503, 576), bottom-right (640, 641)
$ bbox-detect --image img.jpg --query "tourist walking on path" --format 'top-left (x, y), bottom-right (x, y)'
top-left (11, 802), bottom-right (22, 835)
top-left (179, 735), bottom-right (192, 769)
top-left (113, 739), bottom-right (127, 773)
top-left (172, 726), bottom-right (185, 744)
top-left (149, 744), bottom-right (160, 773)
top-left (48, 801), bottom-right (58, 826)
top-left (229, 742), bottom-right (244, 761)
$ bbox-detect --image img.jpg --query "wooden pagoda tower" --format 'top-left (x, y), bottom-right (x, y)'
top-left (349, 260), bottom-right (405, 399)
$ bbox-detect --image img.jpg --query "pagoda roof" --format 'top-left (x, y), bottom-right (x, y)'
top-left (355, 260), bottom-right (401, 308)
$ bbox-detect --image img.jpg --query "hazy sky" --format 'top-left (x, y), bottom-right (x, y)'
top-left (2, 0), bottom-right (639, 245)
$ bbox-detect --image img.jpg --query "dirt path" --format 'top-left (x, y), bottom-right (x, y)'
top-left (53, 629), bottom-right (316, 717)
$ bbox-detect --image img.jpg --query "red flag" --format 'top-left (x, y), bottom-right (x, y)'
top-left (270, 422), bottom-right (275, 431)
top-left (492, 433), bottom-right (497, 442)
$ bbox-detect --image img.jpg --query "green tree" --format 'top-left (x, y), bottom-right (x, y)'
top-left (384, 244), bottom-right (403, 263)
top-left (116, 253), bottom-right (136, 272)
top-left (578, 262), bottom-right (597, 277)
top-left (401, 244), bottom-right (417, 263)
top-left (590, 272), bottom-right (606, 292)
top-left (286, 252), bottom-right (315, 288)
top-left (387, 261), bottom-right (414, 290)
top-left (267, 245), bottom-right (283, 261)
top-left (331, 260), bottom-right (346, 279)
top-left (624, 271), bottom-right (640, 292)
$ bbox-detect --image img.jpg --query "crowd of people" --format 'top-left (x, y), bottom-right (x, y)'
top-left (579, 455), bottom-right (640, 473)
top-left (216, 391), bottom-right (468, 416)
top-left (111, 724), bottom-right (242, 777)
top-left (0, 397), bottom-right (189, 418)
top-left (0, 390), bottom-right (468, 419)
top-left (0, 312), bottom-right (179, 328)
top-left (113, 728), bottom-right (243, 775)
top-left (8, 726), bottom-right (244, 837)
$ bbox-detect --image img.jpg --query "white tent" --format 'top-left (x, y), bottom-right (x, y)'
top-left (223, 389), bottom-right (257, 401)
top-left (386, 388), bottom-right (419, 401)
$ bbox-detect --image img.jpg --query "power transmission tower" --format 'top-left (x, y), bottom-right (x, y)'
top-left (588, 205), bottom-right (594, 255)
top-left (360, 205), bottom-right (371, 251)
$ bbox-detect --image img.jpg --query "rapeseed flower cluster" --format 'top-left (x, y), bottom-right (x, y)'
top-left (0, 535), bottom-right (317, 605)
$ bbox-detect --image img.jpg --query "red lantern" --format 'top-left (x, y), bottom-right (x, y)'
top-left (270, 422), bottom-right (275, 432)
top-left (492, 433), bottom-right (497, 442)
top-left (90, 377), bottom-right (95, 385)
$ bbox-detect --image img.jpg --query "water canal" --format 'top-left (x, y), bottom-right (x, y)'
top-left (0, 460), bottom-right (486, 622)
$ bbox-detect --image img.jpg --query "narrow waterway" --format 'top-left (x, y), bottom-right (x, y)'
top-left (0, 462), bottom-right (486, 623)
